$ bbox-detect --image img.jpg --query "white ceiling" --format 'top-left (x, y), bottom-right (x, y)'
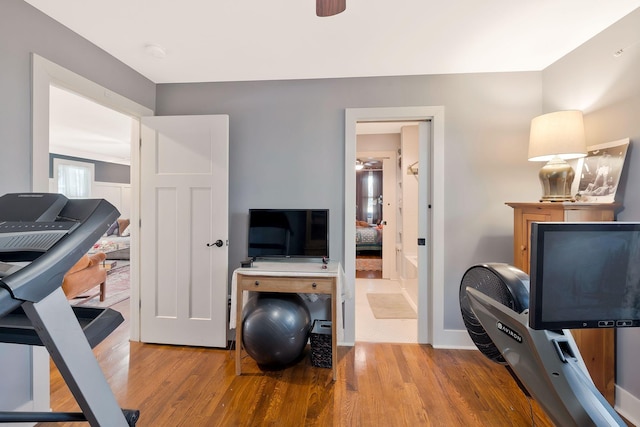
top-left (49, 86), bottom-right (133, 165)
top-left (32, 0), bottom-right (640, 165)
top-left (24, 0), bottom-right (640, 84)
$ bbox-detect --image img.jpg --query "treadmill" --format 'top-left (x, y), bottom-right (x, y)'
top-left (0, 193), bottom-right (139, 426)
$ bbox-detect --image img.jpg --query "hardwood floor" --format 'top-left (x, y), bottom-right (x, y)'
top-left (38, 299), bottom-right (557, 427)
top-left (355, 269), bottom-right (382, 279)
top-left (355, 255), bottom-right (382, 279)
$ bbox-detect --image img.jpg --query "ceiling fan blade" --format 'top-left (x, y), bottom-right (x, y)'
top-left (316, 0), bottom-right (346, 17)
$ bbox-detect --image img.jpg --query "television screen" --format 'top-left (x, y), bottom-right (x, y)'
top-left (247, 209), bottom-right (329, 259)
top-left (529, 222), bottom-right (640, 330)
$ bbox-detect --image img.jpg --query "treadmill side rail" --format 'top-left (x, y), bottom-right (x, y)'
top-left (21, 288), bottom-right (129, 427)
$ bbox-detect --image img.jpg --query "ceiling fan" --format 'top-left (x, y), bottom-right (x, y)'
top-left (316, 0), bottom-right (346, 17)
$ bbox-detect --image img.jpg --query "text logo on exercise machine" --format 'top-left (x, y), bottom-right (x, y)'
top-left (496, 321), bottom-right (522, 343)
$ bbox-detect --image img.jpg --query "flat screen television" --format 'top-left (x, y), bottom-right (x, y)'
top-left (529, 221), bottom-right (640, 330)
top-left (247, 209), bottom-right (329, 259)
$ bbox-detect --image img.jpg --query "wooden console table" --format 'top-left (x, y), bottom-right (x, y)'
top-left (506, 201), bottom-right (621, 405)
top-left (231, 261), bottom-right (340, 380)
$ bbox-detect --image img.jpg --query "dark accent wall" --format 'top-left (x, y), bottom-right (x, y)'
top-left (49, 154), bottom-right (131, 184)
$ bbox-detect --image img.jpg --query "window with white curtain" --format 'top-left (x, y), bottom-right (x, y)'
top-left (53, 158), bottom-right (94, 198)
top-left (356, 169), bottom-right (382, 224)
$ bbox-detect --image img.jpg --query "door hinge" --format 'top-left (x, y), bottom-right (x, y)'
top-left (418, 238), bottom-right (426, 246)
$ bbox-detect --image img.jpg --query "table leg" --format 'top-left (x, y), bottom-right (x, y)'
top-left (331, 282), bottom-right (337, 381)
top-left (235, 287), bottom-right (243, 375)
top-left (99, 281), bottom-right (106, 302)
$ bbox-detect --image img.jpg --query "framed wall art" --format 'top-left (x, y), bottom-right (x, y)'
top-left (573, 138), bottom-right (630, 203)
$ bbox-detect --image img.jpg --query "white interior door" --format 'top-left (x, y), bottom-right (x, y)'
top-left (140, 115), bottom-right (229, 347)
top-left (381, 156), bottom-right (397, 279)
top-left (417, 121), bottom-right (431, 342)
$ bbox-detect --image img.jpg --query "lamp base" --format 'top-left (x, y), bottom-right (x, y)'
top-left (538, 156), bottom-right (576, 202)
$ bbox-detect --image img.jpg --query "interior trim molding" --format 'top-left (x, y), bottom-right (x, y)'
top-left (31, 53), bottom-right (153, 342)
top-left (344, 106), bottom-right (447, 346)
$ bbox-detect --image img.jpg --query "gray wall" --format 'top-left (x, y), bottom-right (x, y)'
top-left (543, 7), bottom-right (640, 399)
top-left (156, 72), bottom-right (542, 330)
top-left (0, 0), bottom-right (155, 195)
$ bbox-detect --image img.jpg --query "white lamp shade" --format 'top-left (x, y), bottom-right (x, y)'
top-left (528, 110), bottom-right (587, 162)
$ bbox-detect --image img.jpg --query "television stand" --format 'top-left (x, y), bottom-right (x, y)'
top-left (231, 260), bottom-right (341, 380)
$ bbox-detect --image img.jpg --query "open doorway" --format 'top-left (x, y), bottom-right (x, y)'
top-left (354, 157), bottom-right (384, 280)
top-left (49, 85), bottom-right (135, 308)
top-left (355, 152), bottom-right (397, 280)
top-left (345, 106), bottom-right (445, 346)
top-left (354, 123), bottom-right (421, 343)
top-left (49, 85), bottom-right (133, 213)
top-left (32, 54), bottom-right (154, 341)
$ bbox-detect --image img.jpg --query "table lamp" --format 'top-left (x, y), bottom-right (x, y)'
top-left (528, 110), bottom-right (587, 202)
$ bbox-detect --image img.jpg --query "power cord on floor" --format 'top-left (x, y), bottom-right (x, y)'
top-left (228, 338), bottom-right (236, 358)
top-left (526, 393), bottom-right (535, 426)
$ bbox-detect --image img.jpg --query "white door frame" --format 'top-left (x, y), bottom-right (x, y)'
top-left (31, 54), bottom-right (153, 341)
top-left (345, 106), bottom-right (445, 345)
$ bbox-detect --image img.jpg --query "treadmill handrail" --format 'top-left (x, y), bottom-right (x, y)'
top-left (0, 198), bottom-right (119, 317)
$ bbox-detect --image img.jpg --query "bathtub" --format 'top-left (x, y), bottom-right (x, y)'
top-left (402, 254), bottom-right (418, 308)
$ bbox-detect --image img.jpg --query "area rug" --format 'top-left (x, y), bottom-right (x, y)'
top-left (356, 257), bottom-right (382, 271)
top-left (366, 293), bottom-right (417, 319)
top-left (71, 265), bottom-right (130, 308)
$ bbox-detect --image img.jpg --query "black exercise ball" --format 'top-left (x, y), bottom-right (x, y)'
top-left (242, 293), bottom-right (311, 367)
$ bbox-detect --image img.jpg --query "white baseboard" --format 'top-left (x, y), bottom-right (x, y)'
top-left (338, 328), bottom-right (474, 349)
top-left (433, 329), bottom-right (476, 349)
top-left (615, 385), bottom-right (640, 426)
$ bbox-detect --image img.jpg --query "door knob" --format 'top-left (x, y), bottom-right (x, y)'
top-left (207, 239), bottom-right (224, 247)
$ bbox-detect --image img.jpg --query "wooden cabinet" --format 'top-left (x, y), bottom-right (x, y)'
top-left (506, 202), bottom-right (620, 405)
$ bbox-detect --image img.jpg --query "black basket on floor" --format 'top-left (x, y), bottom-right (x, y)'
top-left (310, 319), bottom-right (332, 368)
